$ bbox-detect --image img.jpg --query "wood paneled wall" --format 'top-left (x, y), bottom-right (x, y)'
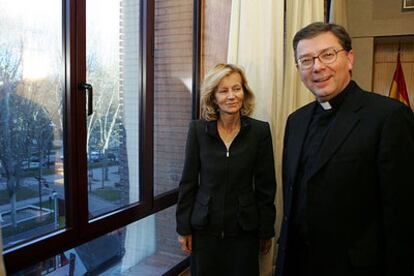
top-left (373, 37), bottom-right (414, 110)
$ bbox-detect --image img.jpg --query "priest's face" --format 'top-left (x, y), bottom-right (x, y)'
top-left (296, 31), bottom-right (354, 102)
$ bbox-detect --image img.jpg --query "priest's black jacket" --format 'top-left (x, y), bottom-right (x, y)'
top-left (276, 81), bottom-right (414, 276)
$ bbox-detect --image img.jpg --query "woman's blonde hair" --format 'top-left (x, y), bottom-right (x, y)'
top-left (200, 63), bottom-right (255, 121)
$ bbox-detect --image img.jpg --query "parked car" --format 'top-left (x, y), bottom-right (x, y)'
top-left (88, 151), bottom-right (101, 163)
top-left (107, 152), bottom-right (117, 161)
top-left (21, 160), bottom-right (41, 169)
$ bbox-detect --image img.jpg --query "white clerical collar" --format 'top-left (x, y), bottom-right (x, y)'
top-left (319, 101), bottom-right (332, 110)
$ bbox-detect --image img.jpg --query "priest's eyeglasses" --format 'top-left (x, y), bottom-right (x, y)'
top-left (297, 48), bottom-right (345, 70)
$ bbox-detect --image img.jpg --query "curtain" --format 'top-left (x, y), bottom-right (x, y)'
top-left (228, 0), bottom-right (283, 122)
top-left (227, 1), bottom-right (284, 275)
top-left (228, 0), bottom-right (324, 274)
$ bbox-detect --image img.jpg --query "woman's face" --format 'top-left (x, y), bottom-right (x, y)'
top-left (214, 72), bottom-right (244, 116)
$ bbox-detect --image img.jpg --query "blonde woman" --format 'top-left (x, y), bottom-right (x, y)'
top-left (176, 63), bottom-right (276, 276)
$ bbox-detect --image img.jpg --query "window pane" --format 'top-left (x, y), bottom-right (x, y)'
top-left (0, 0), bottom-right (65, 248)
top-left (154, 0), bottom-right (193, 196)
top-left (12, 205), bottom-right (187, 275)
top-left (86, 0), bottom-right (141, 218)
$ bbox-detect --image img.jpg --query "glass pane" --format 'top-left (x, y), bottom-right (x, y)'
top-left (86, 0), bottom-right (141, 218)
top-left (12, 205), bottom-right (188, 275)
top-left (0, 0), bottom-right (65, 248)
top-left (153, 0), bottom-right (193, 196)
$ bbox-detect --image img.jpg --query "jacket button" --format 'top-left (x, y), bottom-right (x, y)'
top-left (284, 216), bottom-right (288, 222)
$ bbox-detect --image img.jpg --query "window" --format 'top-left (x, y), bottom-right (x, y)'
top-left (1, 0), bottom-right (200, 274)
top-left (0, 0), bottom-right (65, 248)
top-left (12, 206), bottom-right (187, 275)
top-left (86, 0), bottom-right (141, 218)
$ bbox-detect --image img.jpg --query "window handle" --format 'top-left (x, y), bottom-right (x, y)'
top-left (78, 82), bottom-right (93, 116)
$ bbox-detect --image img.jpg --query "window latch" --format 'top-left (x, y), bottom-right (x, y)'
top-left (78, 82), bottom-right (93, 116)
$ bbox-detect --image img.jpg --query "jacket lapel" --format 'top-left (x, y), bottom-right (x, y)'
top-left (205, 120), bottom-right (218, 138)
top-left (306, 87), bottom-right (363, 181)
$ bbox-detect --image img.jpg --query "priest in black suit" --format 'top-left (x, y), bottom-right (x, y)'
top-left (276, 22), bottom-right (414, 276)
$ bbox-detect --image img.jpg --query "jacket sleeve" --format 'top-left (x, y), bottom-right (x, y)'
top-left (176, 121), bottom-right (200, 236)
top-left (377, 105), bottom-right (414, 276)
top-left (254, 122), bottom-right (277, 239)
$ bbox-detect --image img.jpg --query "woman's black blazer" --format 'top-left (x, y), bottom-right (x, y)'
top-left (176, 116), bottom-right (276, 239)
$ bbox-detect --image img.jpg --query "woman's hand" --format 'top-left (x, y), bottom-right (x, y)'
top-left (178, 235), bottom-right (192, 254)
top-left (260, 239), bottom-right (272, 255)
